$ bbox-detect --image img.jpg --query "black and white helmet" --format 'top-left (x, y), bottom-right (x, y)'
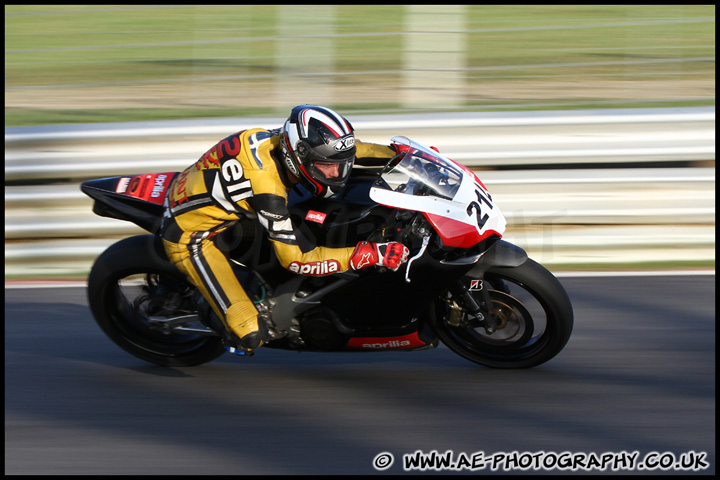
top-left (280, 105), bottom-right (356, 196)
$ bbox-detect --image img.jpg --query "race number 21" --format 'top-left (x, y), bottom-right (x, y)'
top-left (466, 188), bottom-right (493, 230)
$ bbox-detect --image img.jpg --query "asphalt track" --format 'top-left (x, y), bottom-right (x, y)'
top-left (5, 273), bottom-right (715, 475)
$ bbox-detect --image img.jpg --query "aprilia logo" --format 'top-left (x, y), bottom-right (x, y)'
top-left (288, 259), bottom-right (340, 276)
top-left (361, 340), bottom-right (411, 349)
top-left (305, 210), bottom-right (327, 224)
top-left (345, 332), bottom-right (427, 350)
top-left (150, 174), bottom-right (168, 198)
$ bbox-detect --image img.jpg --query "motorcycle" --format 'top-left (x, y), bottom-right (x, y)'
top-left (81, 136), bottom-right (573, 368)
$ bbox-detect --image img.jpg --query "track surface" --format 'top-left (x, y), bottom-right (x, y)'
top-left (5, 273), bottom-right (715, 475)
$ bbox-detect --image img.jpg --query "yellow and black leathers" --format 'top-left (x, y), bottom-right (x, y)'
top-left (161, 128), bottom-right (395, 349)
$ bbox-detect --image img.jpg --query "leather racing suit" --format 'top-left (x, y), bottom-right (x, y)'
top-left (160, 128), bottom-right (395, 350)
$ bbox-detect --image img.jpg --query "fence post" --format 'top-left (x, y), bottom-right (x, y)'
top-left (402, 5), bottom-right (468, 109)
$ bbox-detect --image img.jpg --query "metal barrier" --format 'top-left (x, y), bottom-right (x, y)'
top-left (5, 108), bottom-right (715, 277)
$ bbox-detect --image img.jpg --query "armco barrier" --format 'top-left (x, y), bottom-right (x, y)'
top-left (5, 108), bottom-right (715, 277)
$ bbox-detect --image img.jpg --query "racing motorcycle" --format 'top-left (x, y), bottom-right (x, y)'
top-left (81, 136), bottom-right (573, 369)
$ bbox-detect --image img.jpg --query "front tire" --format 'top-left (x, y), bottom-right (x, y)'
top-left (432, 258), bottom-right (573, 368)
top-left (87, 235), bottom-right (226, 366)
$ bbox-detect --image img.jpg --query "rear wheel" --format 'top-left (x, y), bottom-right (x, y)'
top-left (432, 259), bottom-right (573, 368)
top-left (87, 235), bottom-right (226, 366)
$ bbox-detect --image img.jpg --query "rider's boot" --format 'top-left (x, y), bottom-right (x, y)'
top-left (193, 291), bottom-right (267, 355)
top-left (224, 303), bottom-right (270, 354)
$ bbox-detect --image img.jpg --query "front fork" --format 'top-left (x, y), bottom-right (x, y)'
top-left (444, 239), bottom-right (527, 334)
top-left (448, 279), bottom-right (499, 334)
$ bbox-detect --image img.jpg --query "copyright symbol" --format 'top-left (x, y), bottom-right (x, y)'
top-left (373, 452), bottom-right (394, 471)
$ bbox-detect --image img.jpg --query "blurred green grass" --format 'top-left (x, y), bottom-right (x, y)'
top-left (5, 5), bottom-right (715, 126)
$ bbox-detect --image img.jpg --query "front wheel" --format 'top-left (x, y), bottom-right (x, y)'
top-left (431, 259), bottom-right (573, 368)
top-left (87, 235), bottom-right (226, 366)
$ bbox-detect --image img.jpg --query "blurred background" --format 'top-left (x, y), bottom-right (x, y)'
top-left (5, 5), bottom-right (715, 122)
top-left (4, 5), bottom-right (715, 279)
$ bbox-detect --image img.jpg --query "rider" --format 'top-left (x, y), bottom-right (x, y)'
top-left (161, 105), bottom-right (410, 353)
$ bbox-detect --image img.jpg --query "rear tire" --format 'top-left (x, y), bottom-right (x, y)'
top-left (87, 235), bottom-right (226, 366)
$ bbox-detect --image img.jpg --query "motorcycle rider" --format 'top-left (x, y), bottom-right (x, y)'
top-left (161, 105), bottom-right (410, 353)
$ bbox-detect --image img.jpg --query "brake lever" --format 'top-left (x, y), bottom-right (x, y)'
top-left (405, 234), bottom-right (430, 283)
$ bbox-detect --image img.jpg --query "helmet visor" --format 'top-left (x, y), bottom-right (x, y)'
top-left (306, 158), bottom-right (354, 188)
top-left (296, 138), bottom-right (356, 188)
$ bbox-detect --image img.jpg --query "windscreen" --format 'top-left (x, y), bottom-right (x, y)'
top-left (369, 137), bottom-right (507, 248)
top-left (376, 148), bottom-right (463, 201)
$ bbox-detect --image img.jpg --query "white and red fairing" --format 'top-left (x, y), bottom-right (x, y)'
top-left (369, 137), bottom-right (506, 249)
